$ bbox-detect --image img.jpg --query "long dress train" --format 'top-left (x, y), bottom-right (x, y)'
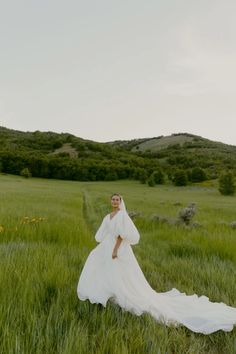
top-left (77, 209), bottom-right (236, 334)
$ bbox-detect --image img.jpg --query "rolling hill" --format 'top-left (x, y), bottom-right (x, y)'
top-left (0, 126), bottom-right (236, 183)
top-left (109, 132), bottom-right (236, 154)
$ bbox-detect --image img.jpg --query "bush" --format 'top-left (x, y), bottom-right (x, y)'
top-left (190, 167), bottom-right (207, 182)
top-left (147, 175), bottom-right (155, 187)
top-left (152, 169), bottom-right (165, 184)
top-left (219, 172), bottom-right (235, 195)
top-left (173, 170), bottom-right (188, 186)
top-left (178, 203), bottom-right (196, 225)
top-left (104, 171), bottom-right (118, 181)
top-left (139, 171), bottom-right (148, 184)
top-left (20, 168), bottom-right (32, 178)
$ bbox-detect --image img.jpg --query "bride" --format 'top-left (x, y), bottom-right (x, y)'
top-left (77, 193), bottom-right (236, 334)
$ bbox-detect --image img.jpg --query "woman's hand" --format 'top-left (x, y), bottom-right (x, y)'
top-left (112, 235), bottom-right (123, 259)
top-left (112, 249), bottom-right (118, 259)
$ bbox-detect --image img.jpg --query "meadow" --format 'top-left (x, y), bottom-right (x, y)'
top-left (0, 174), bottom-right (236, 354)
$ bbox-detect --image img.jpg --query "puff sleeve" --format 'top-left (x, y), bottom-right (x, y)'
top-left (116, 211), bottom-right (140, 245)
top-left (95, 216), bottom-right (107, 243)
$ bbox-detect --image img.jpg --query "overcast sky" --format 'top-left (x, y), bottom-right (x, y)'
top-left (0, 0), bottom-right (235, 145)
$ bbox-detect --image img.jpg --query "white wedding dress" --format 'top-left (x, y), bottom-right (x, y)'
top-left (77, 208), bottom-right (236, 334)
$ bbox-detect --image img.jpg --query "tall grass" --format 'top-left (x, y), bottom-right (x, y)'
top-left (0, 174), bottom-right (236, 353)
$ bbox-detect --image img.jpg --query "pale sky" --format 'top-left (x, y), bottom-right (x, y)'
top-left (0, 0), bottom-right (236, 145)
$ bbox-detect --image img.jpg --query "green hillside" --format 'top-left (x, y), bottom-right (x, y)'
top-left (110, 133), bottom-right (236, 153)
top-left (0, 126), bottom-right (150, 181)
top-left (111, 133), bottom-right (236, 181)
top-left (132, 134), bottom-right (195, 151)
top-left (0, 126), bottom-right (236, 183)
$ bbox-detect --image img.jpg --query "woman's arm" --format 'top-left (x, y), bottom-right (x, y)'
top-left (112, 235), bottom-right (123, 259)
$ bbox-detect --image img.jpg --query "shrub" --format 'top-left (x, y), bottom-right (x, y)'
top-left (147, 175), bottom-right (155, 187)
top-left (20, 168), bottom-right (32, 178)
top-left (139, 171), bottom-right (148, 184)
top-left (178, 203), bottom-right (196, 225)
top-left (219, 172), bottom-right (235, 195)
top-left (190, 167), bottom-right (207, 182)
top-left (152, 169), bottom-right (165, 184)
top-left (173, 170), bottom-right (188, 186)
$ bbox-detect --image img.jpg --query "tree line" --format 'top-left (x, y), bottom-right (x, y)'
top-left (0, 127), bottom-right (235, 194)
top-left (1, 149), bottom-right (233, 187)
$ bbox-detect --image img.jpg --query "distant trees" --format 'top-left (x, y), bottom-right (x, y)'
top-left (219, 172), bottom-right (235, 195)
top-left (152, 169), bottom-right (165, 184)
top-left (1, 126), bottom-right (236, 186)
top-left (189, 167), bottom-right (207, 182)
top-left (139, 169), bottom-right (166, 187)
top-left (140, 171), bottom-right (148, 184)
top-left (2, 145), bottom-right (234, 192)
top-left (104, 171), bottom-right (118, 181)
top-left (147, 174), bottom-right (155, 187)
top-left (173, 170), bottom-right (188, 186)
top-left (0, 150), bottom-right (138, 182)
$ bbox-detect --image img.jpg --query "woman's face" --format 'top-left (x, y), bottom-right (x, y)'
top-left (111, 195), bottom-right (121, 209)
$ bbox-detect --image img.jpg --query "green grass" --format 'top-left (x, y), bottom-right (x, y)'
top-left (0, 174), bottom-right (236, 354)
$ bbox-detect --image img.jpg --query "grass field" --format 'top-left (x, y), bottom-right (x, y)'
top-left (0, 174), bottom-right (236, 354)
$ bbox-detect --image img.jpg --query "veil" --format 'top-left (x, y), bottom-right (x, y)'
top-left (119, 196), bottom-right (127, 212)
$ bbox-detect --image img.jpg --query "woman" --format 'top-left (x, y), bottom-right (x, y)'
top-left (77, 193), bottom-right (236, 334)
